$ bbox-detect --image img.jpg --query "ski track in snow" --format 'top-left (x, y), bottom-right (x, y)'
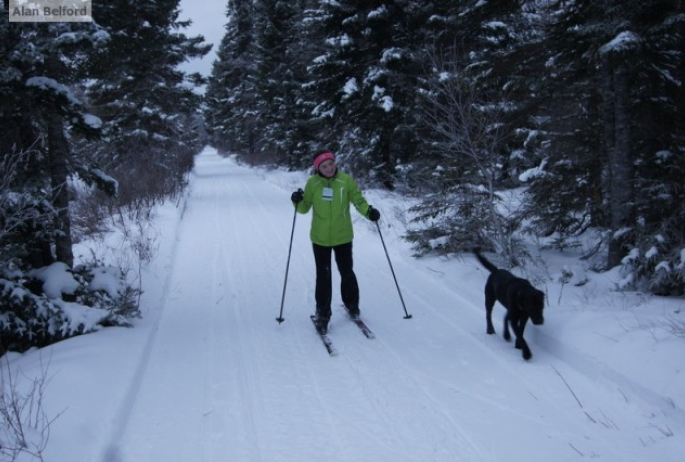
top-left (100, 148), bottom-right (684, 462)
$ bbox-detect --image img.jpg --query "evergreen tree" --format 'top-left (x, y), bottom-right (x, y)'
top-left (83, 0), bottom-right (210, 206)
top-left (1, 2), bottom-right (145, 353)
top-left (523, 0), bottom-right (685, 293)
top-left (305, 0), bottom-right (431, 188)
top-left (518, 2), bottom-right (607, 246)
top-left (252, 0), bottom-right (318, 166)
top-left (205, 0), bottom-right (258, 156)
top-left (407, 0), bottom-right (533, 258)
top-left (202, 0), bottom-right (684, 293)
top-left (0, 3), bottom-right (109, 267)
top-left (613, 0), bottom-right (685, 293)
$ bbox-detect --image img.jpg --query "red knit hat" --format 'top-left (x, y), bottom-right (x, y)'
top-left (313, 151), bottom-right (335, 171)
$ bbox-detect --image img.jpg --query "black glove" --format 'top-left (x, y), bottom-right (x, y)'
top-left (367, 205), bottom-right (380, 222)
top-left (291, 188), bottom-right (304, 204)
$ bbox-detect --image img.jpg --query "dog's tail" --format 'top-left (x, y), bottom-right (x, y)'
top-left (473, 248), bottom-right (499, 273)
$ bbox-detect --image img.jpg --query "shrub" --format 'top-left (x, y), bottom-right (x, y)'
top-left (0, 261), bottom-right (141, 356)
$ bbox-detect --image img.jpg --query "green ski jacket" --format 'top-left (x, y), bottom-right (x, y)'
top-left (295, 171), bottom-right (371, 247)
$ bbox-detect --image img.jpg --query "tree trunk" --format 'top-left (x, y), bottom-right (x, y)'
top-left (601, 55), bottom-right (635, 268)
top-left (47, 112), bottom-right (74, 267)
top-left (377, 130), bottom-right (395, 190)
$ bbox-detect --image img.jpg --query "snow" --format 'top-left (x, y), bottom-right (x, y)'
top-left (27, 262), bottom-right (79, 299)
top-left (373, 85), bottom-right (394, 112)
top-left (2, 146), bottom-right (684, 462)
top-left (25, 76), bottom-right (82, 106)
top-left (88, 266), bottom-right (125, 297)
top-left (57, 301), bottom-right (109, 334)
top-left (599, 31), bottom-right (640, 55)
top-left (519, 158), bottom-right (548, 182)
top-left (82, 113), bottom-right (103, 129)
top-left (326, 34), bottom-right (352, 48)
top-left (380, 48), bottom-right (403, 64)
top-left (342, 77), bottom-right (358, 99)
top-left (368, 6), bottom-right (388, 20)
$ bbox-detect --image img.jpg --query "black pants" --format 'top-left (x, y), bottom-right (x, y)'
top-left (313, 242), bottom-right (359, 319)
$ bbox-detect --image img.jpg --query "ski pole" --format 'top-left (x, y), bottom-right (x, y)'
top-left (375, 221), bottom-right (412, 319)
top-left (277, 206), bottom-right (298, 324)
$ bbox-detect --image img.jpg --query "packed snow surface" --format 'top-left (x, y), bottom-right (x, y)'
top-left (3, 147), bottom-right (684, 462)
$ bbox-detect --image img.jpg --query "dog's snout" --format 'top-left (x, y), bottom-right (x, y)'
top-left (532, 316), bottom-right (544, 326)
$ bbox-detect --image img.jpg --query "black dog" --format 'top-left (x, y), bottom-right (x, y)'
top-left (474, 250), bottom-right (545, 360)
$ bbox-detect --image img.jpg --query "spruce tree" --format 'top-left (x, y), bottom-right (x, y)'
top-left (524, 0), bottom-right (685, 293)
top-left (252, 0), bottom-right (317, 166)
top-left (407, 0), bottom-right (533, 258)
top-left (0, 10), bottom-right (109, 267)
top-left (305, 0), bottom-right (431, 188)
top-left (205, 0), bottom-right (258, 156)
top-left (83, 0), bottom-right (210, 206)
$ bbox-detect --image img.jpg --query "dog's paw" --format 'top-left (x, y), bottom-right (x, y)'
top-left (523, 350), bottom-right (532, 361)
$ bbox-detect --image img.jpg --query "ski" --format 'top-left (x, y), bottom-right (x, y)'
top-left (350, 317), bottom-right (375, 339)
top-left (311, 316), bottom-right (337, 356)
top-left (344, 309), bottom-right (375, 339)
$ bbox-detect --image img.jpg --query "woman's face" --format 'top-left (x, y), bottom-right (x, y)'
top-left (318, 159), bottom-right (336, 178)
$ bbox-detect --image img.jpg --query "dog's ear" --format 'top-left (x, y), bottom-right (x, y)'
top-left (516, 291), bottom-right (526, 311)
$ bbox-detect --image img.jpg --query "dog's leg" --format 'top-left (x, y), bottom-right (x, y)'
top-left (513, 316), bottom-right (532, 360)
top-left (519, 338), bottom-right (532, 360)
top-left (485, 287), bottom-right (496, 335)
top-left (502, 313), bottom-right (511, 341)
top-left (513, 317), bottom-right (522, 349)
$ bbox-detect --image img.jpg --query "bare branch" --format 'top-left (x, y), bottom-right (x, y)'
top-left (1, 354), bottom-right (61, 462)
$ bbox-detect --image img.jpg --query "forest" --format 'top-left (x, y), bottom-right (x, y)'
top-left (1, 0), bottom-right (684, 354)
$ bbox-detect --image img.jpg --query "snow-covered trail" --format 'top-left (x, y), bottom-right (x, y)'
top-left (104, 147), bottom-right (683, 462)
